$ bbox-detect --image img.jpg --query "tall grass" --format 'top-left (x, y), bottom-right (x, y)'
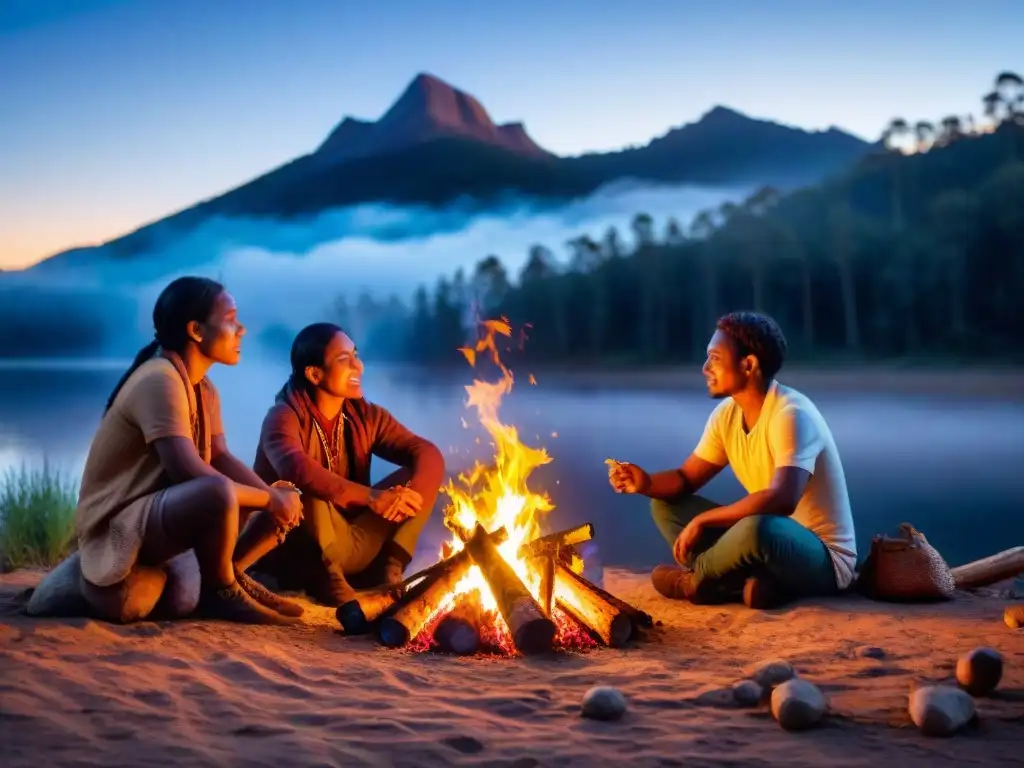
top-left (0, 462), bottom-right (78, 570)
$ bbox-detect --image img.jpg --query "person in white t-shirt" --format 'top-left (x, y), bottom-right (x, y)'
top-left (607, 311), bottom-right (857, 609)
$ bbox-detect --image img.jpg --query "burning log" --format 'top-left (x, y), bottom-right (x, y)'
top-left (535, 553), bottom-right (556, 617)
top-left (445, 514), bottom-right (510, 546)
top-left (598, 586), bottom-right (654, 629)
top-left (553, 563), bottom-right (634, 647)
top-left (950, 547), bottom-right (1024, 590)
top-left (557, 562), bottom-right (653, 628)
top-left (409, 526), bottom-right (508, 587)
top-left (465, 522), bottom-right (556, 654)
top-left (378, 540), bottom-right (478, 648)
top-left (337, 589), bottom-right (397, 635)
top-left (517, 523), bottom-right (594, 559)
top-left (344, 527), bottom-right (511, 637)
top-left (432, 599), bottom-right (482, 655)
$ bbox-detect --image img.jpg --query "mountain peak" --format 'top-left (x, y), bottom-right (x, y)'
top-left (408, 71), bottom-right (453, 90)
top-left (316, 73), bottom-right (549, 162)
top-left (700, 105), bottom-right (747, 122)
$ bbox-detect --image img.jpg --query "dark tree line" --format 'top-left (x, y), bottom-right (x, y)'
top-left (346, 72), bottom-right (1024, 367)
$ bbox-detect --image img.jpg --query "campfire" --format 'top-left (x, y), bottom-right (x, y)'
top-left (336, 319), bottom-right (652, 655)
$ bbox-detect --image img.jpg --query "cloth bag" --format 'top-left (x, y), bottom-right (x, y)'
top-left (856, 523), bottom-right (956, 602)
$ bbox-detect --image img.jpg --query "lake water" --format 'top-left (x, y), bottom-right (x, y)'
top-left (1, 356), bottom-right (1022, 577)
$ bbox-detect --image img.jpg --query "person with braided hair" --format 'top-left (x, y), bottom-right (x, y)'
top-left (75, 276), bottom-right (305, 624)
top-left (607, 311), bottom-right (857, 609)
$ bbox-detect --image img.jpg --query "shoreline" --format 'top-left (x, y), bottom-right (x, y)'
top-left (392, 362), bottom-right (1024, 400)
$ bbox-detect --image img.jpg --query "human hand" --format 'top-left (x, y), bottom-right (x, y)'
top-left (267, 486), bottom-right (303, 529)
top-left (605, 459), bottom-right (651, 495)
top-left (369, 486), bottom-right (423, 522)
top-left (673, 519), bottom-right (703, 565)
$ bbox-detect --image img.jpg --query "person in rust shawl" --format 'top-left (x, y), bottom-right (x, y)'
top-left (235, 322), bottom-right (446, 607)
top-left (74, 276), bottom-right (305, 625)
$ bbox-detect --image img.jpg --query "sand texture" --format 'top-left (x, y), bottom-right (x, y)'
top-left (1, 568), bottom-right (1021, 767)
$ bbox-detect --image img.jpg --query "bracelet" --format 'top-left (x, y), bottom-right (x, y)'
top-left (272, 480), bottom-right (302, 496)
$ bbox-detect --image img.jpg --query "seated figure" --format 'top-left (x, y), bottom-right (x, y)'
top-left (74, 276), bottom-right (304, 624)
top-left (234, 323), bottom-right (446, 606)
top-left (607, 311), bottom-right (857, 609)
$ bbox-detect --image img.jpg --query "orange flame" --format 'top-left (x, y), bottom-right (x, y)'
top-left (440, 319), bottom-right (555, 614)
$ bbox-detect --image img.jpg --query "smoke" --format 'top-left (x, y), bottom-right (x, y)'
top-left (4, 180), bottom-right (747, 357)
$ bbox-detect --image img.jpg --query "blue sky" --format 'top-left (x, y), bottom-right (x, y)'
top-left (1, 0), bottom-right (1019, 269)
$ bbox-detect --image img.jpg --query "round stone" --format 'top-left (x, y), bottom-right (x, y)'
top-left (752, 659), bottom-right (796, 688)
top-left (581, 686), bottom-right (627, 721)
top-left (956, 647), bottom-right (1003, 696)
top-left (732, 679), bottom-right (763, 707)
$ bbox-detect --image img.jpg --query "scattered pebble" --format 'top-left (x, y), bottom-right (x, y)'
top-left (1005, 604), bottom-right (1023, 630)
top-left (956, 647), bottom-right (1003, 696)
top-left (441, 735), bottom-right (485, 755)
top-left (732, 680), bottom-right (763, 707)
top-left (857, 646), bottom-right (886, 660)
top-left (909, 685), bottom-right (976, 736)
top-left (751, 659), bottom-right (796, 688)
top-left (770, 679), bottom-right (827, 730)
top-left (580, 686), bottom-right (627, 721)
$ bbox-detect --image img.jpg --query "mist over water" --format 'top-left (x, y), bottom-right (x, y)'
top-left (1, 355), bottom-right (1021, 578)
top-left (3, 180), bottom-right (744, 354)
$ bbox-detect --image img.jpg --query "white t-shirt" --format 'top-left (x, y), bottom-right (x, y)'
top-left (693, 381), bottom-right (858, 589)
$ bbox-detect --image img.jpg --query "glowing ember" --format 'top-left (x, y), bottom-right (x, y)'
top-left (410, 318), bottom-right (587, 653)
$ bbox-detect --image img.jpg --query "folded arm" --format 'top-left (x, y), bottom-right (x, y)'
top-left (693, 403), bottom-right (822, 528)
top-left (260, 404), bottom-right (373, 509)
top-left (694, 466), bottom-right (810, 527)
top-left (369, 406), bottom-right (446, 501)
top-left (128, 363), bottom-right (272, 510)
top-left (153, 436), bottom-right (272, 510)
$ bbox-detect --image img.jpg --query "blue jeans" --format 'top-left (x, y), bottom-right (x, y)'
top-left (650, 496), bottom-right (839, 599)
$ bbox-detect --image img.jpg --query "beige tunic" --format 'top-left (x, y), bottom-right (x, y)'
top-left (75, 357), bottom-right (223, 587)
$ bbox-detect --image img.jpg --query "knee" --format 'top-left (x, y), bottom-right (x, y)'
top-left (203, 475), bottom-right (239, 519)
top-left (731, 515), bottom-right (784, 552)
top-left (425, 445), bottom-right (446, 494)
top-left (418, 495), bottom-right (436, 522)
top-left (649, 498), bottom-right (673, 525)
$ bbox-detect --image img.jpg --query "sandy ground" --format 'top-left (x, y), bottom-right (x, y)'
top-left (1, 569), bottom-right (1021, 768)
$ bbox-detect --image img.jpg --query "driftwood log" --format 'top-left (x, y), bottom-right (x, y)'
top-left (518, 523), bottom-right (594, 559)
top-left (553, 563), bottom-right (633, 647)
top-left (465, 522), bottom-right (556, 654)
top-left (378, 537), bottom-right (478, 648)
top-left (950, 547), bottom-right (1024, 590)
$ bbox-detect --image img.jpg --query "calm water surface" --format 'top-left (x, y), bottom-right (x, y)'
top-left (1, 357), bottom-right (1022, 576)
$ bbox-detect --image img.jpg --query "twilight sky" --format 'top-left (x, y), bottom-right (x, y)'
top-left (0, 0), bottom-right (1019, 270)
